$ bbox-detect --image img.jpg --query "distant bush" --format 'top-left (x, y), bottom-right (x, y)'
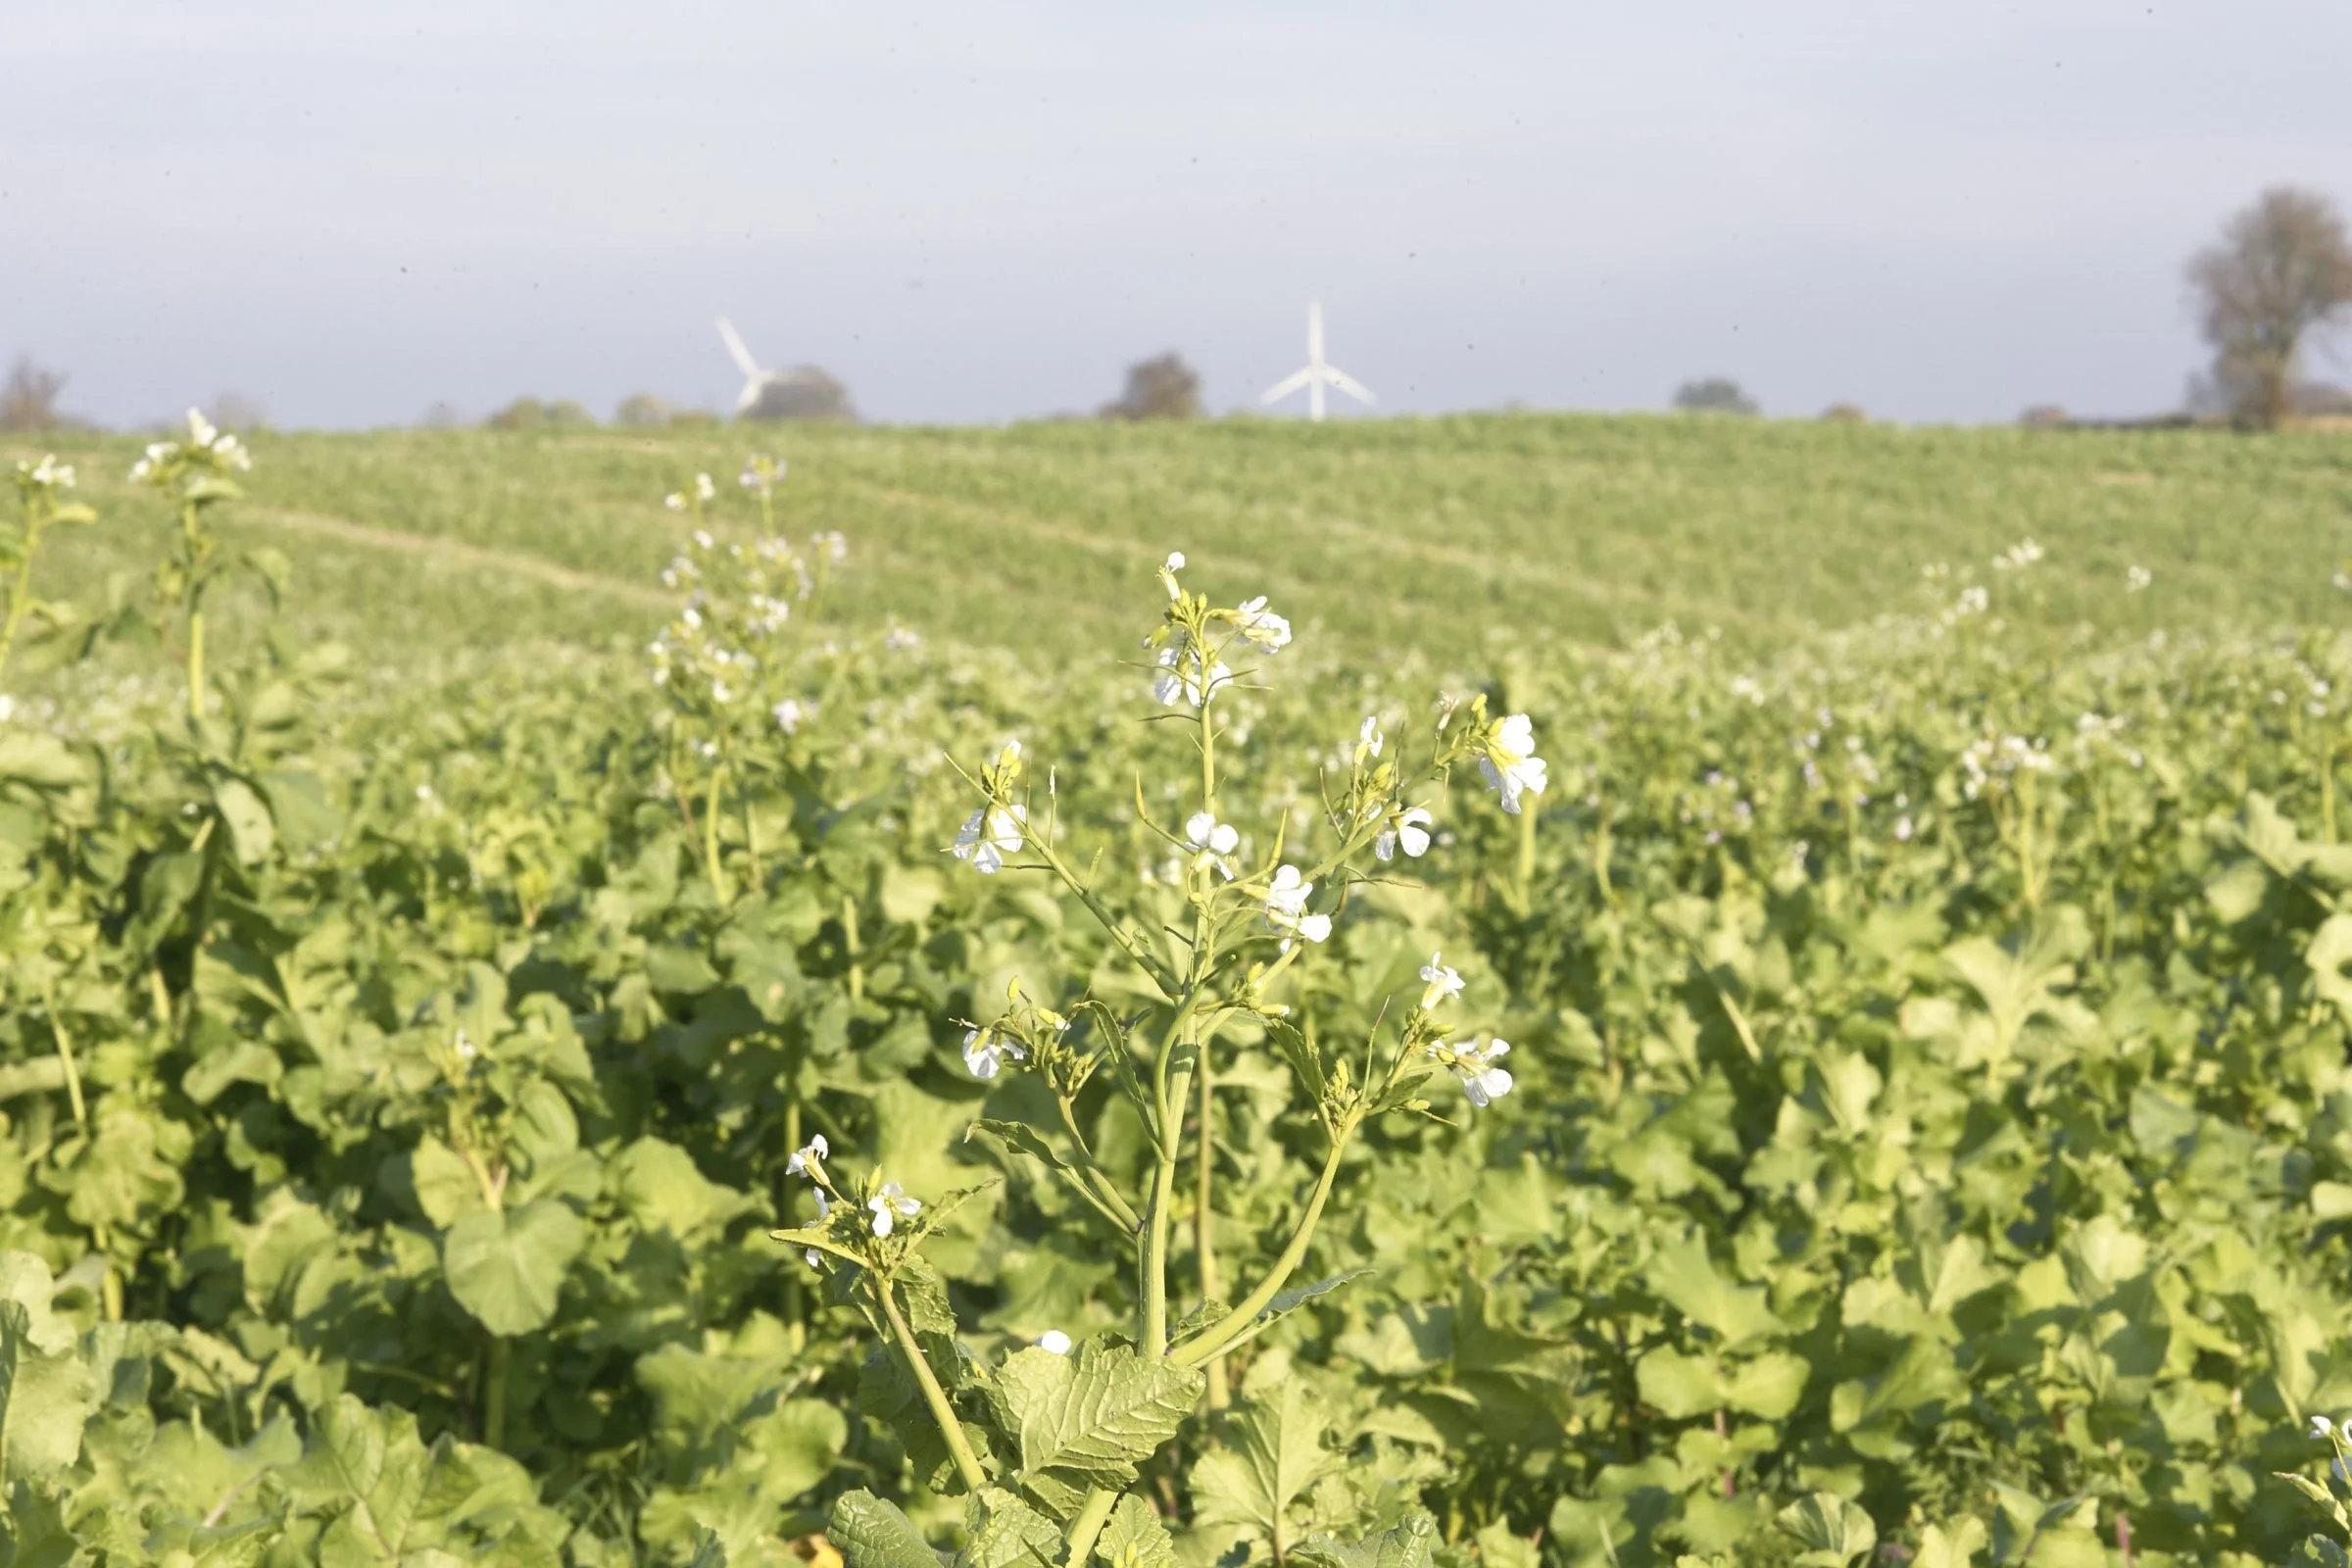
top-left (1819, 403), bottom-right (1867, 423)
top-left (614, 392), bottom-right (674, 427)
top-left (743, 368), bottom-right (856, 423)
top-left (1100, 353), bottom-right (1202, 420)
top-left (2019, 405), bottom-right (2070, 429)
top-left (1672, 377), bottom-right (1758, 416)
top-left (0, 357), bottom-right (77, 432)
top-left (668, 410), bottom-right (722, 429)
top-left (487, 397), bottom-right (597, 430)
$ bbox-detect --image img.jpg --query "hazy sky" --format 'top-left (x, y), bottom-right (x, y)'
top-left (5, 1), bottom-right (2347, 429)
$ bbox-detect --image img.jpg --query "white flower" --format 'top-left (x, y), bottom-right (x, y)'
top-left (786, 1134), bottom-right (829, 1177)
top-left (1428, 1039), bottom-right (1513, 1107)
top-left (962, 1027), bottom-right (1027, 1080)
top-left (185, 408), bottom-right (218, 448)
top-left (1159, 552), bottom-right (1187, 600)
top-left (692, 528), bottom-right (714, 551)
top-left (1418, 954), bottom-right (1464, 1010)
top-left (23, 455), bottom-right (74, 489)
top-left (1354, 715), bottom-right (1384, 762)
top-left (2316, 1414), bottom-right (2337, 1440)
top-left (1991, 537), bottom-right (2044, 571)
top-left (1955, 585), bottom-right (1989, 616)
top-left (1185, 811), bottom-right (1241, 878)
top-left (885, 625), bottom-right (923, 652)
top-left (1232, 596), bottom-right (1292, 654)
top-left (454, 1030), bottom-right (479, 1062)
top-left (694, 473), bottom-right (716, 503)
top-left (1165, 551), bottom-right (1185, 571)
top-left (1263, 865), bottom-right (1332, 949)
top-left (664, 493), bottom-right (686, 512)
top-left (1479, 713), bottom-right (1548, 815)
top-left (2125, 565), bottom-right (2152, 593)
top-left (1153, 644), bottom-right (1233, 708)
top-left (773, 698), bottom-right (808, 734)
top-left (1375, 806), bottom-right (1433, 861)
top-left (954, 804), bottom-right (1027, 874)
top-left (1894, 814), bottom-right (1914, 842)
top-left (869, 1182), bottom-right (921, 1237)
top-left (1036, 1330), bottom-right (1073, 1355)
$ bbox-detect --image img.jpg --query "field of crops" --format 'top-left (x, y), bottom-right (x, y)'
top-left (7, 417), bottom-right (2352, 1568)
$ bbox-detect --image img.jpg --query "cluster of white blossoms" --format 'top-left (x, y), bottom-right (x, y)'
top-left (2125, 564), bottom-right (2153, 593)
top-left (954, 802), bottom-right (1027, 874)
top-left (739, 454), bottom-right (785, 494)
top-left (1411, 952), bottom-right (1513, 1108)
top-left (1477, 711), bottom-right (1549, 815)
top-left (1148, 552), bottom-right (1290, 710)
top-left (128, 409), bottom-right (251, 486)
top-left (1959, 733), bottom-right (2054, 800)
top-left (868, 1183), bottom-right (921, 1237)
top-left (1262, 864), bottom-right (1332, 950)
top-left (1991, 537), bottom-right (2044, 571)
top-left (15, 455), bottom-right (74, 490)
top-left (1953, 585), bottom-right (1990, 617)
top-left (664, 472), bottom-right (718, 513)
top-left (646, 516), bottom-right (828, 719)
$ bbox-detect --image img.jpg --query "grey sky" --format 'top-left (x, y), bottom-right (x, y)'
top-left (5, 1), bottom-right (2347, 429)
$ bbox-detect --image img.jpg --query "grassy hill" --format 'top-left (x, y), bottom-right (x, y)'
top-left (9, 415), bottom-right (2351, 675)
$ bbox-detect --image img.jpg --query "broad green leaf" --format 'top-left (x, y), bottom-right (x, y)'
top-left (0, 1300), bottom-right (98, 1482)
top-left (1912, 1518), bottom-right (1987, 1568)
top-left (962, 1487), bottom-right (1063, 1568)
top-left (1100, 1494), bottom-right (1175, 1568)
top-left (830, 1489), bottom-right (950, 1568)
top-left (411, 1136), bottom-right (485, 1230)
top-left (441, 1200), bottom-right (584, 1336)
top-left (1291, 1511), bottom-right (1440, 1568)
top-left (1189, 1381), bottom-right (1342, 1543)
top-left (1775, 1493), bottom-right (1876, 1568)
top-left (213, 777), bottom-right (276, 865)
top-left (1646, 1235), bottom-right (1784, 1347)
top-left (993, 1342), bottom-right (1202, 1485)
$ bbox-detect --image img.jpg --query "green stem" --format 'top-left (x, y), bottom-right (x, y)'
top-left (186, 606), bottom-right (207, 721)
top-left (1063, 1488), bottom-right (1119, 1568)
top-left (843, 894), bottom-right (863, 1004)
top-left (1055, 1095), bottom-right (1143, 1233)
top-left (1197, 1046), bottom-right (1227, 1408)
top-left (704, 763), bottom-right (728, 900)
top-left (0, 519), bottom-right (40, 688)
top-left (876, 1276), bottom-right (989, 1494)
top-left (1027, 835), bottom-right (1181, 998)
top-left (1513, 802), bottom-right (1538, 907)
top-left (40, 979), bottom-right (86, 1130)
top-left (1173, 1129), bottom-right (1351, 1368)
top-left (484, 1336), bottom-right (511, 1450)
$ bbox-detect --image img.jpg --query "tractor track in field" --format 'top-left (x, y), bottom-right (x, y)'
top-left (247, 508), bottom-right (672, 610)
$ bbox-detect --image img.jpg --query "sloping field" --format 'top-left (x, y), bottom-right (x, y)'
top-left (8, 415), bottom-right (2350, 672)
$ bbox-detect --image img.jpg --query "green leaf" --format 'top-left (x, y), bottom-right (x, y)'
top-left (830, 1489), bottom-right (950, 1568)
top-left (992, 1342), bottom-right (1201, 1486)
top-left (1913, 1518), bottom-right (1988, 1568)
top-left (1291, 1512), bottom-right (1440, 1568)
top-left (1775, 1494), bottom-right (1876, 1568)
top-left (1189, 1381), bottom-right (1342, 1544)
top-left (441, 1200), bottom-right (584, 1336)
top-left (1646, 1235), bottom-right (1784, 1348)
top-left (411, 1136), bottom-right (485, 1230)
top-left (0, 1300), bottom-right (98, 1483)
top-left (1724, 1350), bottom-right (1807, 1419)
top-left (213, 776), bottom-right (276, 866)
top-left (962, 1488), bottom-right (1063, 1568)
top-left (0, 732), bottom-right (87, 790)
top-left (1099, 1494), bottom-right (1175, 1568)
top-left (1636, 1347), bottom-right (1721, 1420)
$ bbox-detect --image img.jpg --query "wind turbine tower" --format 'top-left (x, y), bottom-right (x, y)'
top-left (1259, 301), bottom-right (1374, 422)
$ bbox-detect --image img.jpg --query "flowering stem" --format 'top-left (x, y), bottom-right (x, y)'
top-left (875, 1275), bottom-right (989, 1494)
top-left (1172, 1124), bottom-right (1353, 1368)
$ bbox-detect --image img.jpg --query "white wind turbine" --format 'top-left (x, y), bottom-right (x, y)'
top-left (1259, 301), bottom-right (1374, 422)
top-left (714, 316), bottom-right (785, 416)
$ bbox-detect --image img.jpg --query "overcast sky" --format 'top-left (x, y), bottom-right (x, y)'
top-left (5, 1), bottom-right (2347, 429)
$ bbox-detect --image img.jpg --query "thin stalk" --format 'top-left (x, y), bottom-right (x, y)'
top-left (875, 1278), bottom-right (989, 1494)
top-left (1173, 1130), bottom-right (1351, 1368)
top-left (1054, 1095), bottom-right (1142, 1232)
top-left (1025, 834), bottom-right (1181, 998)
top-left (1141, 1065), bottom-right (1189, 1358)
top-left (743, 790), bottom-right (765, 889)
top-left (1514, 803), bottom-right (1538, 907)
top-left (484, 1336), bottom-right (512, 1450)
top-left (1196, 1047), bottom-right (1227, 1407)
top-left (186, 607), bottom-right (207, 721)
top-left (40, 979), bottom-right (86, 1130)
top-left (704, 763), bottom-right (728, 900)
top-left (1063, 1488), bottom-right (1118, 1568)
top-left (843, 895), bottom-right (863, 1004)
top-left (0, 518), bottom-right (42, 686)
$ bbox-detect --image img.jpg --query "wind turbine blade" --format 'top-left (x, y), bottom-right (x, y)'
top-left (714, 317), bottom-right (760, 378)
top-left (1261, 368), bottom-right (1316, 404)
top-left (1325, 367), bottom-right (1376, 405)
top-left (1306, 301), bottom-right (1324, 367)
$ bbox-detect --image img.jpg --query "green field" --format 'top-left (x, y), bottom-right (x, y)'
top-left (9, 416), bottom-right (2350, 673)
top-left (14, 416), bottom-right (2352, 1567)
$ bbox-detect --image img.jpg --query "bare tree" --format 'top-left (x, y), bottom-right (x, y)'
top-left (0, 357), bottom-right (71, 431)
top-left (1100, 353), bottom-right (1201, 420)
top-left (1672, 377), bottom-right (1758, 416)
top-left (2186, 187), bottom-right (2352, 428)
